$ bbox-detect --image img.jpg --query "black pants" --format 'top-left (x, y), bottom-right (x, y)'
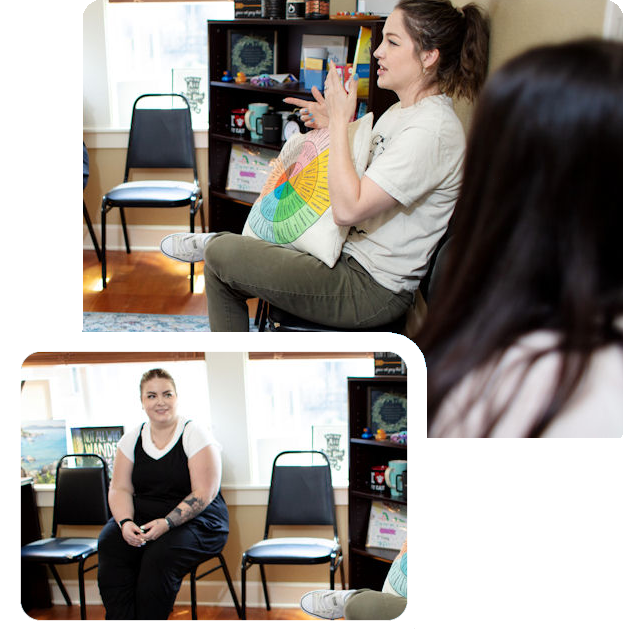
top-left (97, 518), bottom-right (228, 619)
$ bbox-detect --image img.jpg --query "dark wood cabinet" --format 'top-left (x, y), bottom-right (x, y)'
top-left (347, 376), bottom-right (407, 590)
top-left (206, 18), bottom-right (392, 233)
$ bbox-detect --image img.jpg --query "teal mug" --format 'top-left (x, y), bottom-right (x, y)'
top-left (244, 102), bottom-right (270, 140)
top-left (385, 460), bottom-right (407, 497)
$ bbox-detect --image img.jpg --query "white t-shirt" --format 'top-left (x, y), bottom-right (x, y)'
top-left (430, 327), bottom-right (623, 438)
top-left (117, 416), bottom-right (222, 461)
top-left (342, 95), bottom-right (465, 294)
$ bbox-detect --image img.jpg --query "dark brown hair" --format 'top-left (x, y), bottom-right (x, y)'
top-left (396, 0), bottom-right (490, 101)
top-left (139, 368), bottom-right (177, 397)
top-left (418, 39), bottom-right (623, 437)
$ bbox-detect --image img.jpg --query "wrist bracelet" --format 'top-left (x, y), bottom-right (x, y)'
top-left (119, 518), bottom-right (133, 529)
top-left (165, 516), bottom-right (174, 530)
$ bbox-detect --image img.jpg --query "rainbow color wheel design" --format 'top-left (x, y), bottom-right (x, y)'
top-left (247, 128), bottom-right (331, 244)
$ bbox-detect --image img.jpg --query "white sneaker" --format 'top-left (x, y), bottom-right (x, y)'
top-left (300, 589), bottom-right (356, 620)
top-left (160, 232), bottom-right (217, 263)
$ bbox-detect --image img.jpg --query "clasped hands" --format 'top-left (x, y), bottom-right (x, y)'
top-left (121, 518), bottom-right (170, 547)
top-left (284, 60), bottom-right (359, 130)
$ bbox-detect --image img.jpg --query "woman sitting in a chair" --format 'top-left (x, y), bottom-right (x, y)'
top-left (160, 1), bottom-right (490, 331)
top-left (97, 368), bottom-right (229, 619)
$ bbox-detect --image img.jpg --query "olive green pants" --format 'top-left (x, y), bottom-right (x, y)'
top-left (344, 589), bottom-right (407, 620)
top-left (203, 233), bottom-right (413, 332)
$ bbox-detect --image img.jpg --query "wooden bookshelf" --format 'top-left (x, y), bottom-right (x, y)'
top-left (206, 18), bottom-right (393, 233)
top-left (347, 376), bottom-right (407, 590)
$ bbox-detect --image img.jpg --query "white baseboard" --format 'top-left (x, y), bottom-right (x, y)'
top-left (50, 579), bottom-right (336, 609)
top-left (84, 223), bottom-right (189, 252)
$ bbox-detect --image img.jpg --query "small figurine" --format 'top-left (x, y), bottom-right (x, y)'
top-left (361, 427), bottom-right (374, 439)
top-left (390, 430), bottom-right (407, 445)
top-left (375, 428), bottom-right (387, 441)
top-left (234, 71), bottom-right (247, 84)
top-left (221, 70), bottom-right (234, 82)
top-left (251, 73), bottom-right (274, 87)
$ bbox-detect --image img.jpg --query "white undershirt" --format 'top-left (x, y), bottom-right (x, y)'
top-left (117, 416), bottom-right (221, 461)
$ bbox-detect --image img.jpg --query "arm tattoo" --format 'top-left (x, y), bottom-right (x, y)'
top-left (166, 492), bottom-right (208, 527)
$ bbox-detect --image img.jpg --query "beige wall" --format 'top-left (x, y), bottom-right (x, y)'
top-left (453, 0), bottom-right (607, 128)
top-left (84, 0), bottom-right (607, 235)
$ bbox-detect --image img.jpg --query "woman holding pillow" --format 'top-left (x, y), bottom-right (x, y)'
top-left (161, 1), bottom-right (490, 331)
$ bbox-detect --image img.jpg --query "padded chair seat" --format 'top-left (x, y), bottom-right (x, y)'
top-left (21, 537), bottom-right (98, 564)
top-left (104, 180), bottom-right (199, 207)
top-left (244, 537), bottom-right (340, 564)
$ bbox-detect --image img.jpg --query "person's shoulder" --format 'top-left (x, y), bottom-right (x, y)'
top-left (120, 422), bottom-right (143, 442)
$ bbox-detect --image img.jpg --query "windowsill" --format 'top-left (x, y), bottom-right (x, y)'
top-left (33, 483), bottom-right (348, 508)
top-left (83, 127), bottom-right (208, 150)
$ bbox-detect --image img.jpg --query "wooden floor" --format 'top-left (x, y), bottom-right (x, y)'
top-left (83, 249), bottom-right (258, 317)
top-left (26, 603), bottom-right (315, 621)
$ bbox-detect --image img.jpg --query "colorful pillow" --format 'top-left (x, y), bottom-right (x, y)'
top-left (242, 112), bottom-right (373, 267)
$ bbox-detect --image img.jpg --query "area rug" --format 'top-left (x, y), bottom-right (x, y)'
top-left (83, 312), bottom-right (258, 332)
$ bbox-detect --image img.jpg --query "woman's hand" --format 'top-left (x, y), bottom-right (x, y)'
top-left (139, 518), bottom-right (170, 542)
top-left (283, 85), bottom-right (328, 129)
top-left (121, 520), bottom-right (147, 547)
top-left (324, 61), bottom-right (359, 126)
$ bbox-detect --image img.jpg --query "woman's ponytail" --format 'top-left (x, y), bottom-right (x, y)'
top-left (397, 0), bottom-right (490, 103)
top-left (456, 4), bottom-right (490, 102)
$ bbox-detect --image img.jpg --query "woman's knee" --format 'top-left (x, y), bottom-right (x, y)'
top-left (203, 232), bottom-right (240, 276)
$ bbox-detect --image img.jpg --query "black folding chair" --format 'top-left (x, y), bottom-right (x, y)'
top-left (240, 451), bottom-right (345, 619)
top-left (21, 454), bottom-right (110, 619)
top-left (100, 93), bottom-right (206, 292)
top-left (188, 553), bottom-right (242, 619)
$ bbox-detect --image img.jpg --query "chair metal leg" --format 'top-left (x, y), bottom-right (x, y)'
top-left (330, 566), bottom-right (335, 590)
top-left (199, 199), bottom-right (206, 232)
top-left (259, 564), bottom-right (270, 611)
top-left (240, 559), bottom-right (247, 620)
top-left (83, 201), bottom-right (101, 261)
top-left (101, 204), bottom-right (107, 288)
top-left (218, 553), bottom-right (242, 619)
top-left (48, 564), bottom-right (72, 606)
top-left (190, 566), bottom-right (198, 620)
top-left (339, 558), bottom-right (346, 589)
top-left (189, 209), bottom-right (195, 293)
top-left (119, 207), bottom-right (131, 253)
top-left (78, 559), bottom-right (87, 620)
top-left (255, 300), bottom-right (268, 330)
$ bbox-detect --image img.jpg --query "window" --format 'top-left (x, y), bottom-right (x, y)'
top-left (101, 1), bottom-right (234, 128)
top-left (21, 360), bottom-right (210, 483)
top-left (245, 357), bottom-right (374, 486)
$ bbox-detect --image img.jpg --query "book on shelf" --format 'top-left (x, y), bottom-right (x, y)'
top-left (234, 0), bottom-right (262, 19)
top-left (374, 352), bottom-right (407, 376)
top-left (300, 34), bottom-right (349, 85)
top-left (352, 26), bottom-right (372, 98)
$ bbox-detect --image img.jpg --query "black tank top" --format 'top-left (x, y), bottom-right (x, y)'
top-left (131, 421), bottom-right (229, 533)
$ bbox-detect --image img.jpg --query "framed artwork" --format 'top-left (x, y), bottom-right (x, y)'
top-left (21, 419), bottom-right (68, 483)
top-left (71, 425), bottom-right (124, 478)
top-left (226, 144), bottom-right (278, 193)
top-left (172, 67), bottom-right (207, 128)
top-left (228, 30), bottom-right (277, 77)
top-left (366, 500), bottom-right (407, 550)
top-left (367, 387), bottom-right (407, 434)
top-left (312, 424), bottom-right (348, 485)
